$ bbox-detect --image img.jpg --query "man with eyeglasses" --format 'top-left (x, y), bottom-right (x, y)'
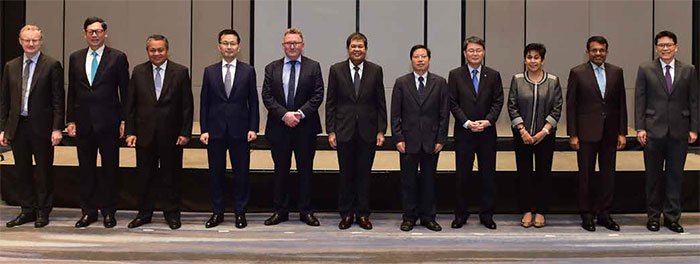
top-left (1, 25), bottom-right (64, 228)
top-left (200, 29), bottom-right (259, 229)
top-left (566, 36), bottom-right (627, 232)
top-left (326, 32), bottom-right (387, 230)
top-left (67, 16), bottom-right (129, 228)
top-left (635, 31), bottom-right (698, 233)
top-left (261, 28), bottom-right (324, 226)
top-left (448, 36), bottom-right (503, 230)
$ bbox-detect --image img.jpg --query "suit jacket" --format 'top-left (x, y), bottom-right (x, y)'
top-left (0, 53), bottom-right (64, 140)
top-left (66, 46), bottom-right (129, 135)
top-left (124, 60), bottom-right (193, 147)
top-left (566, 62), bottom-right (627, 142)
top-left (391, 72), bottom-right (449, 154)
top-left (448, 65), bottom-right (504, 140)
top-left (200, 60), bottom-right (259, 140)
top-left (635, 59), bottom-right (698, 140)
top-left (261, 56), bottom-right (324, 140)
top-left (326, 60), bottom-right (387, 143)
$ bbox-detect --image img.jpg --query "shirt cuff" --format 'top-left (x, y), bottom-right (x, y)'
top-left (462, 120), bottom-right (472, 129)
top-left (297, 110), bottom-right (306, 119)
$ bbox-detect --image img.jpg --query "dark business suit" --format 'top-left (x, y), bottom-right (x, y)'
top-left (326, 60), bottom-right (387, 218)
top-left (390, 72), bottom-right (448, 222)
top-left (0, 53), bottom-right (64, 214)
top-left (67, 46), bottom-right (129, 217)
top-left (124, 60), bottom-right (193, 219)
top-left (448, 65), bottom-right (503, 219)
top-left (262, 56), bottom-right (324, 216)
top-left (566, 62), bottom-right (627, 221)
top-left (635, 59), bottom-right (698, 223)
top-left (200, 60), bottom-right (259, 215)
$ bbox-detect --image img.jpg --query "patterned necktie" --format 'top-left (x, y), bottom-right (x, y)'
top-left (471, 69), bottom-right (479, 93)
top-left (595, 66), bottom-right (606, 97)
top-left (665, 65), bottom-right (672, 93)
top-left (224, 64), bottom-right (232, 97)
top-left (418, 76), bottom-right (425, 99)
top-left (154, 67), bottom-right (162, 100)
top-left (287, 60), bottom-right (297, 109)
top-left (90, 51), bottom-right (98, 85)
top-left (353, 65), bottom-right (360, 96)
top-left (21, 59), bottom-right (32, 116)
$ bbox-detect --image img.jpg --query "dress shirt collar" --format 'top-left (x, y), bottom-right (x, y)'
top-left (349, 60), bottom-right (364, 71)
top-left (284, 56), bottom-right (301, 64)
top-left (590, 61), bottom-right (605, 71)
top-left (89, 45), bottom-right (105, 56)
top-left (467, 64), bottom-right (482, 74)
top-left (660, 58), bottom-right (675, 70)
top-left (222, 58), bottom-right (237, 68)
top-left (152, 60), bottom-right (168, 72)
top-left (23, 51), bottom-right (40, 64)
top-left (413, 71), bottom-right (428, 81)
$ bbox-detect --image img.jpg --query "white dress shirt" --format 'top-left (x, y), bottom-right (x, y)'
top-left (85, 45), bottom-right (105, 85)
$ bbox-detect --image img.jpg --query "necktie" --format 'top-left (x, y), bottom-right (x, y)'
top-left (353, 65), bottom-right (360, 96)
top-left (595, 66), bottom-right (606, 97)
top-left (154, 67), bottom-right (162, 100)
top-left (665, 65), bottom-right (672, 93)
top-left (91, 51), bottom-right (98, 84)
top-left (418, 76), bottom-right (425, 99)
top-left (21, 59), bottom-right (32, 116)
top-left (287, 60), bottom-right (297, 109)
top-left (224, 64), bottom-right (232, 97)
top-left (471, 69), bottom-right (479, 93)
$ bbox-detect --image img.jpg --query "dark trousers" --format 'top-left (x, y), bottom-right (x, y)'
top-left (11, 117), bottom-right (54, 214)
top-left (76, 123), bottom-right (120, 216)
top-left (400, 150), bottom-right (438, 222)
top-left (337, 130), bottom-right (376, 218)
top-left (455, 129), bottom-right (497, 219)
top-left (513, 131), bottom-right (555, 214)
top-left (577, 135), bottom-right (617, 221)
top-left (270, 129), bottom-right (316, 216)
top-left (134, 133), bottom-right (183, 219)
top-left (644, 136), bottom-right (687, 223)
top-left (207, 135), bottom-right (250, 215)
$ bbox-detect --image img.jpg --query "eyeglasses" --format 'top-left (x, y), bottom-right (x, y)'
top-left (656, 43), bottom-right (675, 48)
top-left (466, 49), bottom-right (483, 54)
top-left (412, 55), bottom-right (428, 59)
top-left (283, 41), bottom-right (303, 47)
top-left (20, 38), bottom-right (41, 44)
top-left (589, 48), bottom-right (606, 54)
top-left (219, 41), bottom-right (239, 47)
top-left (86, 29), bottom-right (104, 36)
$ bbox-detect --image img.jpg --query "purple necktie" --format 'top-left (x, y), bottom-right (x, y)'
top-left (664, 65), bottom-right (672, 93)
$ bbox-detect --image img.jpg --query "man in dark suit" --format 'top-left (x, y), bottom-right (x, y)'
top-left (1, 25), bottom-right (64, 228)
top-left (326, 32), bottom-right (387, 230)
top-left (123, 34), bottom-right (193, 230)
top-left (390, 45), bottom-right (448, 232)
top-left (261, 28), bottom-right (324, 226)
top-left (200, 29), bottom-right (259, 229)
top-left (635, 31), bottom-right (698, 233)
top-left (66, 17), bottom-right (129, 228)
top-left (567, 36), bottom-right (627, 232)
top-left (449, 36), bottom-right (503, 230)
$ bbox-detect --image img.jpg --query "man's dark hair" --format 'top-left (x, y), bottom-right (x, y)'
top-left (346, 32), bottom-right (368, 48)
top-left (218, 29), bottom-right (240, 44)
top-left (654, 30), bottom-right (677, 45)
top-left (146, 34), bottom-right (169, 50)
top-left (410, 44), bottom-right (431, 59)
top-left (524, 43), bottom-right (546, 59)
top-left (586, 36), bottom-right (608, 50)
top-left (463, 36), bottom-right (485, 50)
top-left (83, 17), bottom-right (107, 31)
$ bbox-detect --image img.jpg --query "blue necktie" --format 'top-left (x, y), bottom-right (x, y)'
top-left (472, 69), bottom-right (479, 93)
top-left (287, 60), bottom-right (297, 109)
top-left (90, 51), bottom-right (98, 84)
top-left (595, 66), bottom-right (605, 97)
top-left (155, 67), bottom-right (162, 100)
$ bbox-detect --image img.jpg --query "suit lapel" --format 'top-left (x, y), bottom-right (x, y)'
top-left (275, 59), bottom-right (286, 103)
top-left (603, 64), bottom-right (612, 99)
top-left (343, 62), bottom-right (357, 101)
top-left (586, 63), bottom-right (604, 100)
top-left (421, 73), bottom-right (439, 105)
top-left (405, 73), bottom-right (421, 105)
top-left (28, 54), bottom-right (44, 97)
top-left (652, 60), bottom-right (670, 95)
top-left (294, 58), bottom-right (305, 107)
top-left (476, 68), bottom-right (487, 98)
top-left (462, 66), bottom-right (477, 98)
top-left (158, 62), bottom-right (175, 103)
top-left (212, 63), bottom-right (226, 100)
top-left (145, 63), bottom-right (158, 103)
top-left (92, 47), bottom-right (110, 87)
top-left (77, 48), bottom-right (90, 86)
top-left (229, 60), bottom-right (241, 101)
top-left (671, 60), bottom-right (682, 96)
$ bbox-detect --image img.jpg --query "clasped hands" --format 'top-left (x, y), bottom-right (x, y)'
top-left (467, 120), bottom-right (491, 132)
top-left (283, 111), bottom-right (302, 128)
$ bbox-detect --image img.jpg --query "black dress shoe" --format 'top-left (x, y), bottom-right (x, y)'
top-left (34, 213), bottom-right (49, 228)
top-left (205, 214), bottom-right (224, 228)
top-left (75, 214), bottom-right (98, 228)
top-left (166, 217), bottom-right (181, 230)
top-left (127, 217), bottom-right (152, 228)
top-left (103, 213), bottom-right (117, 228)
top-left (400, 220), bottom-right (415, 232)
top-left (451, 217), bottom-right (467, 229)
top-left (646, 220), bottom-right (660, 232)
top-left (6, 213), bottom-right (36, 227)
top-left (480, 218), bottom-right (497, 230)
top-left (264, 213), bottom-right (288, 226)
top-left (421, 220), bottom-right (442, 232)
top-left (338, 216), bottom-right (353, 230)
top-left (581, 219), bottom-right (596, 232)
top-left (235, 215), bottom-right (247, 229)
top-left (356, 216), bottom-right (372, 230)
top-left (300, 213), bottom-right (320, 226)
top-left (598, 217), bottom-right (620, 231)
top-left (664, 221), bottom-right (684, 233)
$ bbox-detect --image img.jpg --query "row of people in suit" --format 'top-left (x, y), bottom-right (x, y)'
top-left (1, 18), bottom-right (696, 233)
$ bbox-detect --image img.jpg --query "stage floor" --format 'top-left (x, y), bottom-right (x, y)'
top-left (0, 206), bottom-right (698, 263)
